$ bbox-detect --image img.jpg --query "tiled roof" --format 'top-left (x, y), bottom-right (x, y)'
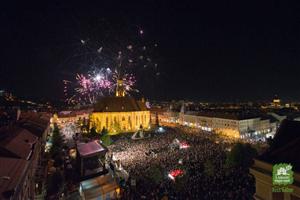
top-left (94, 97), bottom-right (148, 112)
top-left (58, 109), bottom-right (93, 118)
top-left (0, 157), bottom-right (28, 200)
top-left (20, 112), bottom-right (50, 128)
top-left (17, 123), bottom-right (45, 138)
top-left (0, 126), bottom-right (37, 159)
top-left (258, 120), bottom-right (300, 172)
top-left (269, 120), bottom-right (300, 150)
top-left (16, 112), bottom-right (50, 138)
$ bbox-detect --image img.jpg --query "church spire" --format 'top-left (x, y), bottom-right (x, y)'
top-left (180, 101), bottom-right (185, 113)
top-left (116, 79), bottom-right (125, 97)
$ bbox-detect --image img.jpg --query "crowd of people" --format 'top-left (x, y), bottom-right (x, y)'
top-left (108, 127), bottom-right (255, 200)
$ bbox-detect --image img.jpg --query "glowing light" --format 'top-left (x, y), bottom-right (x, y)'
top-left (168, 169), bottom-right (184, 181)
top-left (63, 26), bottom-right (159, 105)
top-left (97, 47), bottom-right (103, 53)
top-left (168, 173), bottom-right (175, 181)
top-left (179, 141), bottom-right (190, 149)
top-left (94, 74), bottom-right (102, 81)
top-left (145, 101), bottom-right (151, 109)
top-left (156, 126), bottom-right (165, 133)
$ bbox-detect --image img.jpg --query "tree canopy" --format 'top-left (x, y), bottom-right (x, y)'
top-left (226, 142), bottom-right (257, 168)
top-left (49, 124), bottom-right (63, 157)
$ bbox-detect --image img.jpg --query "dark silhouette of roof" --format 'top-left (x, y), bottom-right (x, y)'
top-left (269, 120), bottom-right (300, 150)
top-left (0, 157), bottom-right (28, 200)
top-left (260, 114), bottom-right (279, 123)
top-left (93, 97), bottom-right (148, 112)
top-left (258, 120), bottom-right (300, 172)
top-left (0, 126), bottom-right (37, 159)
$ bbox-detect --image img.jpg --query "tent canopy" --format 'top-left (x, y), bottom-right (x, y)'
top-left (80, 174), bottom-right (119, 200)
top-left (77, 140), bottom-right (106, 158)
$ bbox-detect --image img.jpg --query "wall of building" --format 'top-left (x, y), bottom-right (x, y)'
top-left (176, 112), bottom-right (276, 139)
top-left (90, 111), bottom-right (150, 133)
top-left (250, 159), bottom-right (300, 200)
top-left (54, 113), bottom-right (90, 124)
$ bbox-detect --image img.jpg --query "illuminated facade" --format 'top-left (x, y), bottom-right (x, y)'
top-left (178, 111), bottom-right (277, 139)
top-left (116, 79), bottom-right (125, 97)
top-left (272, 95), bottom-right (281, 108)
top-left (90, 82), bottom-right (150, 133)
top-left (52, 110), bottom-right (92, 124)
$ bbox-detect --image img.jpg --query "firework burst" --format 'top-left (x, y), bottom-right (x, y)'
top-left (63, 23), bottom-right (159, 105)
top-left (64, 68), bottom-right (138, 104)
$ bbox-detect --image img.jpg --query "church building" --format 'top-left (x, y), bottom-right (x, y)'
top-left (89, 80), bottom-right (150, 133)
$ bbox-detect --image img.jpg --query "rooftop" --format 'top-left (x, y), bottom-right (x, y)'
top-left (19, 112), bottom-right (50, 127)
top-left (0, 126), bottom-right (37, 159)
top-left (58, 109), bottom-right (93, 118)
top-left (77, 140), bottom-right (106, 157)
top-left (185, 111), bottom-right (260, 120)
top-left (258, 120), bottom-right (300, 172)
top-left (93, 96), bottom-right (148, 112)
top-left (0, 157), bottom-right (28, 200)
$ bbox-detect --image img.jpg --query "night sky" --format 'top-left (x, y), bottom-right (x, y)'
top-left (1, 1), bottom-right (300, 102)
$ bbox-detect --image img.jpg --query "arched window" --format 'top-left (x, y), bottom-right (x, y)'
top-left (128, 116), bottom-right (131, 128)
top-left (96, 118), bottom-right (100, 124)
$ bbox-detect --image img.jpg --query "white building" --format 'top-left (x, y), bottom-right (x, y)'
top-left (54, 110), bottom-right (92, 124)
top-left (179, 111), bottom-right (278, 139)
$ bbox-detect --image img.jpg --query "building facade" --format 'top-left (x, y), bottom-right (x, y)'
top-left (179, 112), bottom-right (277, 138)
top-left (250, 160), bottom-right (300, 200)
top-left (0, 112), bottom-right (50, 200)
top-left (250, 120), bottom-right (300, 200)
top-left (52, 109), bottom-right (92, 125)
top-left (90, 96), bottom-right (150, 133)
top-left (154, 108), bottom-right (278, 139)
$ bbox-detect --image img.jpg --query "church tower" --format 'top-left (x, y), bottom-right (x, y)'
top-left (272, 95), bottom-right (281, 108)
top-left (180, 101), bottom-right (185, 113)
top-left (116, 79), bottom-right (125, 97)
top-left (179, 101), bottom-right (185, 125)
